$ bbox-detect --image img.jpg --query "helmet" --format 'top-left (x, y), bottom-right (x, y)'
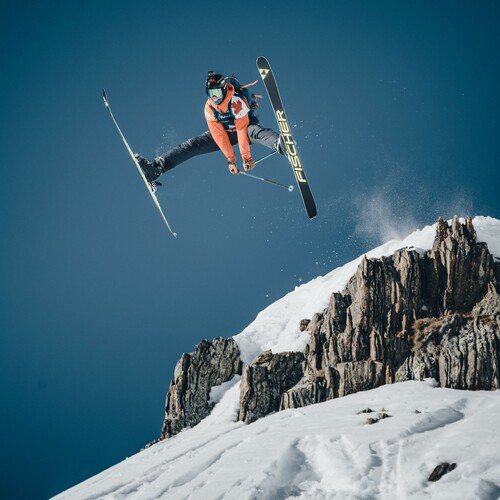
top-left (205, 71), bottom-right (227, 104)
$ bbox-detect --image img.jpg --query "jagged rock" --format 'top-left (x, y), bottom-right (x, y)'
top-left (299, 319), bottom-right (310, 332)
top-left (438, 317), bottom-right (500, 390)
top-left (285, 217), bottom-right (500, 411)
top-left (473, 284), bottom-right (500, 317)
top-left (357, 408), bottom-right (374, 414)
top-left (281, 377), bottom-right (328, 410)
top-left (494, 260), bottom-right (500, 292)
top-left (428, 462), bottom-right (457, 482)
top-left (160, 337), bottom-right (242, 439)
top-left (239, 351), bottom-right (305, 424)
top-left (335, 360), bottom-right (385, 397)
top-left (425, 216), bottom-right (495, 315)
top-left (158, 217), bottom-right (500, 439)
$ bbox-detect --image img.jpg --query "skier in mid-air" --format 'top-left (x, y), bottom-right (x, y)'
top-left (135, 71), bottom-right (287, 183)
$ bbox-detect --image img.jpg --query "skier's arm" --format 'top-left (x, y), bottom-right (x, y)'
top-left (234, 114), bottom-right (252, 161)
top-left (205, 103), bottom-right (236, 163)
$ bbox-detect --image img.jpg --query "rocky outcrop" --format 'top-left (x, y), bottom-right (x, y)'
top-left (395, 311), bottom-right (500, 390)
top-left (282, 216), bottom-right (500, 410)
top-left (160, 337), bottom-right (242, 439)
top-left (428, 462), bottom-right (457, 482)
top-left (239, 351), bottom-right (305, 424)
top-left (424, 217), bottom-right (495, 314)
top-left (159, 216), bottom-right (500, 439)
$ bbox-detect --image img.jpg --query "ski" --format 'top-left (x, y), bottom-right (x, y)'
top-left (256, 56), bottom-right (317, 219)
top-left (102, 90), bottom-right (177, 238)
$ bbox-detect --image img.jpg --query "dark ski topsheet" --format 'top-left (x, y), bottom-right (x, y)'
top-left (256, 56), bottom-right (317, 219)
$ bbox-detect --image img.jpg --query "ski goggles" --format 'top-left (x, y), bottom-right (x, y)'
top-left (208, 88), bottom-right (224, 100)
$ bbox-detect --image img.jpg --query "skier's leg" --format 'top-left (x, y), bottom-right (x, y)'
top-left (247, 124), bottom-right (287, 156)
top-left (156, 131), bottom-right (229, 172)
top-left (137, 130), bottom-right (238, 182)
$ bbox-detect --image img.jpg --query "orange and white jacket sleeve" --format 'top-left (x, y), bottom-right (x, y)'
top-left (229, 93), bottom-right (252, 161)
top-left (234, 113), bottom-right (251, 161)
top-left (205, 102), bottom-right (236, 163)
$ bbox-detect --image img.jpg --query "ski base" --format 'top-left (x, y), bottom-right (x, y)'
top-left (102, 90), bottom-right (177, 238)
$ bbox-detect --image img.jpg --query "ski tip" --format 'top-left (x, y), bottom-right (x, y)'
top-left (102, 89), bottom-right (109, 106)
top-left (256, 56), bottom-right (270, 68)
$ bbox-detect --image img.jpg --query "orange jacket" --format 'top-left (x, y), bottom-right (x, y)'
top-left (204, 83), bottom-right (252, 163)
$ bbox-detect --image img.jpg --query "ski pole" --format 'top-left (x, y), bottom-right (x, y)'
top-left (254, 150), bottom-right (277, 165)
top-left (238, 151), bottom-right (293, 191)
top-left (238, 170), bottom-right (294, 192)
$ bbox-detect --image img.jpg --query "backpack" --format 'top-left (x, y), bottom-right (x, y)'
top-left (225, 75), bottom-right (262, 122)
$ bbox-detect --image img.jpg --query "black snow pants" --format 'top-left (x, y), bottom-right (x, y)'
top-left (155, 124), bottom-right (282, 172)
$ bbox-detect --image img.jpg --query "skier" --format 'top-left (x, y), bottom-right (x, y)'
top-left (135, 71), bottom-right (287, 183)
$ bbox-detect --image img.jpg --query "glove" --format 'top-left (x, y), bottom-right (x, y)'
top-left (228, 161), bottom-right (239, 175)
top-left (243, 158), bottom-right (255, 171)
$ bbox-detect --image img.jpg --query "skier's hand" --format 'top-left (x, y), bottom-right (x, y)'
top-left (228, 161), bottom-right (239, 175)
top-left (243, 159), bottom-right (255, 171)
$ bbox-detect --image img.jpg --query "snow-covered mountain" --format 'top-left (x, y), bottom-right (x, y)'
top-left (234, 216), bottom-right (500, 364)
top-left (54, 216), bottom-right (500, 499)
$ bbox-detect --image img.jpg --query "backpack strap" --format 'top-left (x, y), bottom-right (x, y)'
top-left (241, 79), bottom-right (259, 88)
top-left (241, 80), bottom-right (262, 98)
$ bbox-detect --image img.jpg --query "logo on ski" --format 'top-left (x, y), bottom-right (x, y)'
top-left (259, 69), bottom-right (270, 79)
top-left (275, 110), bottom-right (306, 183)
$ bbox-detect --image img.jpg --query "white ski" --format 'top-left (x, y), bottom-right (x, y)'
top-left (102, 89), bottom-right (177, 238)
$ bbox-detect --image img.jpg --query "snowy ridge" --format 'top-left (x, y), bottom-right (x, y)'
top-left (55, 380), bottom-right (500, 499)
top-left (54, 216), bottom-right (500, 499)
top-left (234, 216), bottom-right (500, 363)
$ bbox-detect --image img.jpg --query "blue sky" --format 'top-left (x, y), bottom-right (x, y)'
top-left (1, 1), bottom-right (499, 498)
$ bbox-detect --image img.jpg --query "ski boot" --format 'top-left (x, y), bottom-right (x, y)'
top-left (134, 154), bottom-right (163, 185)
top-left (273, 135), bottom-right (289, 158)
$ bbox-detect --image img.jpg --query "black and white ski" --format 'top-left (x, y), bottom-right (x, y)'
top-left (256, 56), bottom-right (317, 219)
top-left (102, 90), bottom-right (177, 238)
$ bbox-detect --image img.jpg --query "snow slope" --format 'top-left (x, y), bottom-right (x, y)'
top-left (55, 380), bottom-right (500, 499)
top-left (54, 216), bottom-right (500, 499)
